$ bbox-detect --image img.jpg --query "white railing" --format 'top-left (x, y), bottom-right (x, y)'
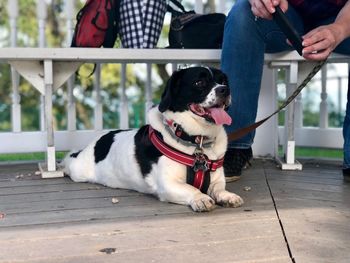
top-left (263, 53), bottom-right (349, 169)
top-left (0, 0), bottom-right (349, 176)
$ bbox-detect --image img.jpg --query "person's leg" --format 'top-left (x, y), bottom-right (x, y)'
top-left (221, 0), bottom-right (304, 179)
top-left (337, 37), bottom-right (350, 180)
top-left (344, 76), bottom-right (350, 181)
top-left (333, 30), bottom-right (350, 179)
top-left (335, 41), bottom-right (350, 180)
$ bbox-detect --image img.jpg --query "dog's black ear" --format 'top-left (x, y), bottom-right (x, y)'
top-left (158, 70), bottom-right (183, 112)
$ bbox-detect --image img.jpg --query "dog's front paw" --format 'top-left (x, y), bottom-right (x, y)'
top-left (190, 194), bottom-right (216, 212)
top-left (216, 191), bottom-right (244, 208)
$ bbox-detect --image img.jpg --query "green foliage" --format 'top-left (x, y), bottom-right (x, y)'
top-left (0, 151), bottom-right (67, 162)
top-left (0, 64), bottom-right (11, 131)
top-left (278, 146), bottom-right (343, 159)
top-left (0, 0), bottom-right (167, 132)
top-left (0, 0), bottom-right (344, 135)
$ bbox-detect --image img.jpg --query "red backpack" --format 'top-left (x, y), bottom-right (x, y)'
top-left (71, 0), bottom-right (120, 48)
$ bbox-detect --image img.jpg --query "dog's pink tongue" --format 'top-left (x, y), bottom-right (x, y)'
top-left (207, 108), bottom-right (232, 125)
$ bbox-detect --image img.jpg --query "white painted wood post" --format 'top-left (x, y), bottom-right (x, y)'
top-left (37, 0), bottom-right (47, 47)
top-left (8, 1), bottom-right (18, 46)
top-left (284, 63), bottom-right (297, 164)
top-left (93, 64), bottom-right (103, 130)
top-left (294, 93), bottom-right (303, 128)
top-left (37, 0), bottom-right (48, 131)
top-left (337, 77), bottom-right (343, 121)
top-left (145, 63), bottom-right (153, 123)
top-left (195, 0), bottom-right (204, 13)
top-left (65, 0), bottom-right (75, 44)
top-left (276, 61), bottom-right (302, 170)
top-left (171, 63), bottom-right (178, 72)
top-left (119, 63), bottom-right (129, 129)
top-left (253, 66), bottom-right (278, 157)
top-left (320, 66), bottom-right (328, 128)
top-left (216, 0), bottom-right (226, 13)
top-left (65, 0), bottom-right (76, 131)
top-left (8, 0), bottom-right (21, 133)
top-left (44, 60), bottom-right (56, 172)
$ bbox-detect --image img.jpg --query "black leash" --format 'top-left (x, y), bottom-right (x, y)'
top-left (227, 59), bottom-right (325, 141)
top-left (228, 6), bottom-right (326, 142)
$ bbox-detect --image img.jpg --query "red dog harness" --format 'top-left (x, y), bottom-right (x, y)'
top-left (148, 126), bottom-right (224, 193)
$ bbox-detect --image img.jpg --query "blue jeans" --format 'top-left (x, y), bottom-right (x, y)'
top-left (221, 0), bottom-right (350, 168)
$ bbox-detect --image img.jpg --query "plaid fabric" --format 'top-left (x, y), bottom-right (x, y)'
top-left (119, 0), bottom-right (167, 48)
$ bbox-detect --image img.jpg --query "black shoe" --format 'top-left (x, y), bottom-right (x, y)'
top-left (224, 147), bottom-right (253, 182)
top-left (343, 168), bottom-right (350, 182)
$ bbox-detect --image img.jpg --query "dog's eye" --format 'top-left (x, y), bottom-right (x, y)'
top-left (221, 80), bottom-right (228, 85)
top-left (194, 80), bottom-right (205, 88)
top-left (217, 78), bottom-right (228, 86)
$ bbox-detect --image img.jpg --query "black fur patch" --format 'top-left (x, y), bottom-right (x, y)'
top-left (70, 150), bottom-right (82, 158)
top-left (94, 130), bottom-right (129, 163)
top-left (134, 125), bottom-right (162, 177)
top-left (159, 67), bottom-right (229, 113)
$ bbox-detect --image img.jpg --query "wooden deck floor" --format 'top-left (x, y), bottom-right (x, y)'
top-left (0, 159), bottom-right (349, 263)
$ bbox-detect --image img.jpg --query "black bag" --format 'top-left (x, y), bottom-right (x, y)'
top-left (167, 0), bottom-right (226, 49)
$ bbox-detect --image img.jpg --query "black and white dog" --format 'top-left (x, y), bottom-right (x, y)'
top-left (63, 66), bottom-right (243, 212)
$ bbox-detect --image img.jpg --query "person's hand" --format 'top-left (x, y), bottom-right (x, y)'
top-left (302, 24), bottom-right (345, 61)
top-left (248, 0), bottom-right (288, 20)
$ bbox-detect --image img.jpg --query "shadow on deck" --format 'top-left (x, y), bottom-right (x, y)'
top-left (0, 159), bottom-right (349, 263)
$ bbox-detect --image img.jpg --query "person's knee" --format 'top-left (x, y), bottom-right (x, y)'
top-left (225, 0), bottom-right (255, 33)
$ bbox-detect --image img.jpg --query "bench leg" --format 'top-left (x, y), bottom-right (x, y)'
top-left (38, 60), bottom-right (64, 178)
top-left (277, 62), bottom-right (302, 170)
top-left (254, 65), bottom-right (278, 158)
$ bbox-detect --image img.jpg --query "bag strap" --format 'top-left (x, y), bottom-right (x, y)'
top-left (167, 0), bottom-right (187, 14)
top-left (227, 59), bottom-right (326, 142)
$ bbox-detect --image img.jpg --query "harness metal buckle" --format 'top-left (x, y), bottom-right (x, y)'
top-left (193, 150), bottom-right (209, 172)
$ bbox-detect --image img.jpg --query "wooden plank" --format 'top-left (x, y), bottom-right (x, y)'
top-left (0, 176), bottom-right (76, 187)
top-left (268, 162), bottom-right (350, 263)
top-left (0, 195), bottom-right (159, 214)
top-left (0, 162), bottom-right (40, 180)
top-left (0, 48), bottom-right (222, 63)
top-left (0, 188), bottom-right (138, 204)
top-left (0, 47), bottom-right (347, 63)
top-left (266, 167), bottom-right (342, 179)
top-left (0, 213), bottom-right (290, 263)
top-left (273, 199), bottom-right (350, 263)
top-left (267, 175), bottom-right (350, 203)
top-left (0, 160), bottom-right (292, 262)
top-left (267, 179), bottom-right (348, 194)
top-left (0, 194), bottom-right (280, 228)
top-left (0, 181), bottom-right (107, 195)
top-left (0, 203), bottom-right (190, 227)
top-left (267, 172), bottom-right (344, 186)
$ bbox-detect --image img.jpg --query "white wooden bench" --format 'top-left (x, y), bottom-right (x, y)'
top-left (264, 52), bottom-right (349, 169)
top-left (0, 48), bottom-right (222, 178)
top-left (0, 48), bottom-right (348, 177)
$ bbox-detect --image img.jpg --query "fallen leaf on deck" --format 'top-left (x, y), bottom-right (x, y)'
top-left (111, 197), bottom-right (119, 204)
top-left (243, 186), bottom-right (252, 191)
top-left (99, 248), bottom-right (116, 254)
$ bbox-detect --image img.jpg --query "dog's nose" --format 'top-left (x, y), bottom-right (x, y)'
top-left (216, 85), bottom-right (230, 97)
